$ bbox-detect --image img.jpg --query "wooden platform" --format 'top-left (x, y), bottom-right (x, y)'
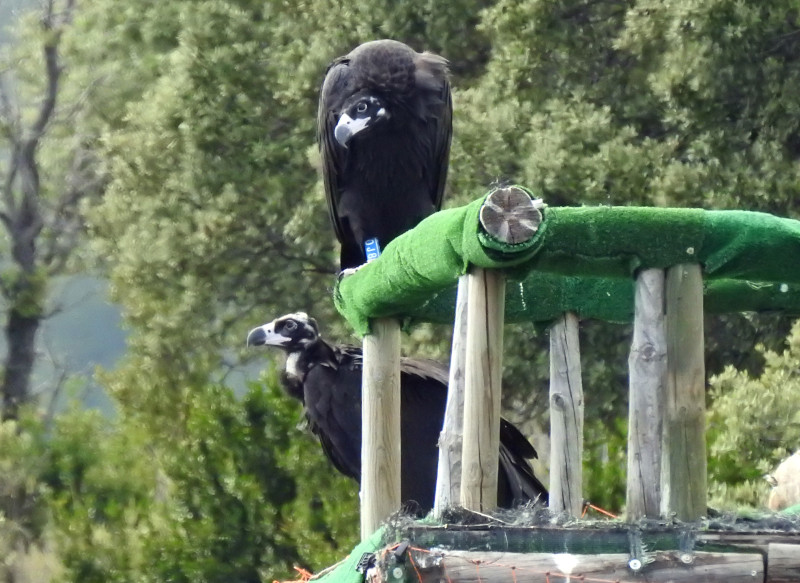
top-left (372, 517), bottom-right (800, 583)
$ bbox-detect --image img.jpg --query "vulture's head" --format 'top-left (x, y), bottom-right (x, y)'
top-left (334, 91), bottom-right (390, 147)
top-left (246, 312), bottom-right (320, 352)
top-left (320, 39), bottom-right (449, 150)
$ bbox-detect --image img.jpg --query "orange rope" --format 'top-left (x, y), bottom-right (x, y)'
top-left (441, 553), bottom-right (454, 583)
top-left (272, 566), bottom-right (314, 583)
top-left (407, 549), bottom-right (424, 583)
top-left (582, 501), bottom-right (619, 519)
top-left (587, 503), bottom-right (618, 519)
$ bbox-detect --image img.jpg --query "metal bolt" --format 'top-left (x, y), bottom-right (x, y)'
top-left (392, 567), bottom-right (404, 579)
top-left (680, 553), bottom-right (694, 564)
top-left (628, 559), bottom-right (642, 571)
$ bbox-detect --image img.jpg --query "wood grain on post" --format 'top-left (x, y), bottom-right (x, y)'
top-left (627, 268), bottom-right (667, 520)
top-left (460, 268), bottom-right (505, 512)
top-left (360, 317), bottom-right (401, 539)
top-left (433, 275), bottom-right (469, 517)
top-left (661, 263), bottom-right (707, 521)
top-left (549, 311), bottom-right (584, 517)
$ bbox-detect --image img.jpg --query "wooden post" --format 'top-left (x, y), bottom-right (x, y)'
top-left (661, 263), bottom-right (707, 521)
top-left (433, 275), bottom-right (469, 517)
top-left (458, 186), bottom-right (540, 512)
top-left (549, 311), bottom-right (584, 517)
top-left (361, 317), bottom-right (401, 538)
top-left (460, 268), bottom-right (505, 512)
top-left (627, 268), bottom-right (667, 520)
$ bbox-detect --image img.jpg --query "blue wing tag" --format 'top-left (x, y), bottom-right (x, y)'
top-left (364, 238), bottom-right (381, 262)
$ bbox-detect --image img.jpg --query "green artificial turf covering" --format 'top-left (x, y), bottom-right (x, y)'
top-left (335, 189), bottom-right (800, 336)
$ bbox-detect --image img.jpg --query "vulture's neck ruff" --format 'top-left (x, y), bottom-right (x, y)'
top-left (279, 338), bottom-right (338, 403)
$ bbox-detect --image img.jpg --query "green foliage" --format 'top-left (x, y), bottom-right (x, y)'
top-left (707, 320), bottom-right (800, 508)
top-left (0, 374), bottom-right (358, 582)
top-left (142, 378), bottom-right (358, 582)
top-left (0, 406), bottom-right (152, 582)
top-left (583, 417), bottom-right (627, 514)
top-left (454, 0), bottom-right (800, 211)
top-left (41, 407), bottom-right (155, 582)
top-left (0, 266), bottom-right (48, 318)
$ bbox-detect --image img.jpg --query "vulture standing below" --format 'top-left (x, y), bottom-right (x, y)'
top-left (247, 312), bottom-right (548, 513)
top-left (318, 39), bottom-right (452, 269)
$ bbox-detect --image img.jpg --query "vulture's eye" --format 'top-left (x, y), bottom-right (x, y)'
top-left (284, 320), bottom-right (297, 331)
top-left (356, 102), bottom-right (368, 113)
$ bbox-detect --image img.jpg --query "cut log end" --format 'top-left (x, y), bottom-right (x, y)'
top-left (479, 186), bottom-right (544, 245)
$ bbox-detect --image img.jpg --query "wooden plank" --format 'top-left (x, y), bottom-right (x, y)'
top-left (403, 523), bottom-right (800, 555)
top-left (766, 543), bottom-right (800, 583)
top-left (627, 268), bottom-right (667, 520)
top-left (548, 312), bottom-right (584, 517)
top-left (434, 275), bottom-right (469, 517)
top-left (360, 317), bottom-right (401, 539)
top-left (460, 268), bottom-right (505, 512)
top-left (403, 549), bottom-right (764, 583)
top-left (661, 263), bottom-right (707, 521)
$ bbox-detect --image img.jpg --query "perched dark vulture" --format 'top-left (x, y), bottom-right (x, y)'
top-left (247, 312), bottom-right (548, 513)
top-left (318, 39), bottom-right (452, 269)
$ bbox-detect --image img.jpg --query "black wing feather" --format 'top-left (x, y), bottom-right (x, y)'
top-left (303, 363), bottom-right (362, 480)
top-left (498, 418), bottom-right (549, 506)
top-left (429, 68), bottom-right (452, 210)
top-left (318, 60), bottom-right (350, 246)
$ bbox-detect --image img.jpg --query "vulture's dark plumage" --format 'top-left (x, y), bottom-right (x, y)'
top-left (247, 312), bottom-right (548, 513)
top-left (318, 40), bottom-right (452, 269)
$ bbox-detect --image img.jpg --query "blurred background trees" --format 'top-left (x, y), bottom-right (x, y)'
top-left (1, 0), bottom-right (800, 580)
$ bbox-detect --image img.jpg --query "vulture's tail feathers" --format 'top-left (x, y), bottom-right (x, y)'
top-left (498, 419), bottom-right (549, 506)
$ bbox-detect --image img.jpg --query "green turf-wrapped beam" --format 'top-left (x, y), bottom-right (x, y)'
top-left (335, 189), bottom-right (800, 336)
top-left (312, 527), bottom-right (385, 583)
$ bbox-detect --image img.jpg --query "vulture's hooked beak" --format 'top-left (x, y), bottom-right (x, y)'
top-left (334, 113), bottom-right (370, 147)
top-left (247, 322), bottom-right (287, 347)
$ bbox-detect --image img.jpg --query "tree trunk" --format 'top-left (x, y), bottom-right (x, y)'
top-left (2, 308), bottom-right (41, 420)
